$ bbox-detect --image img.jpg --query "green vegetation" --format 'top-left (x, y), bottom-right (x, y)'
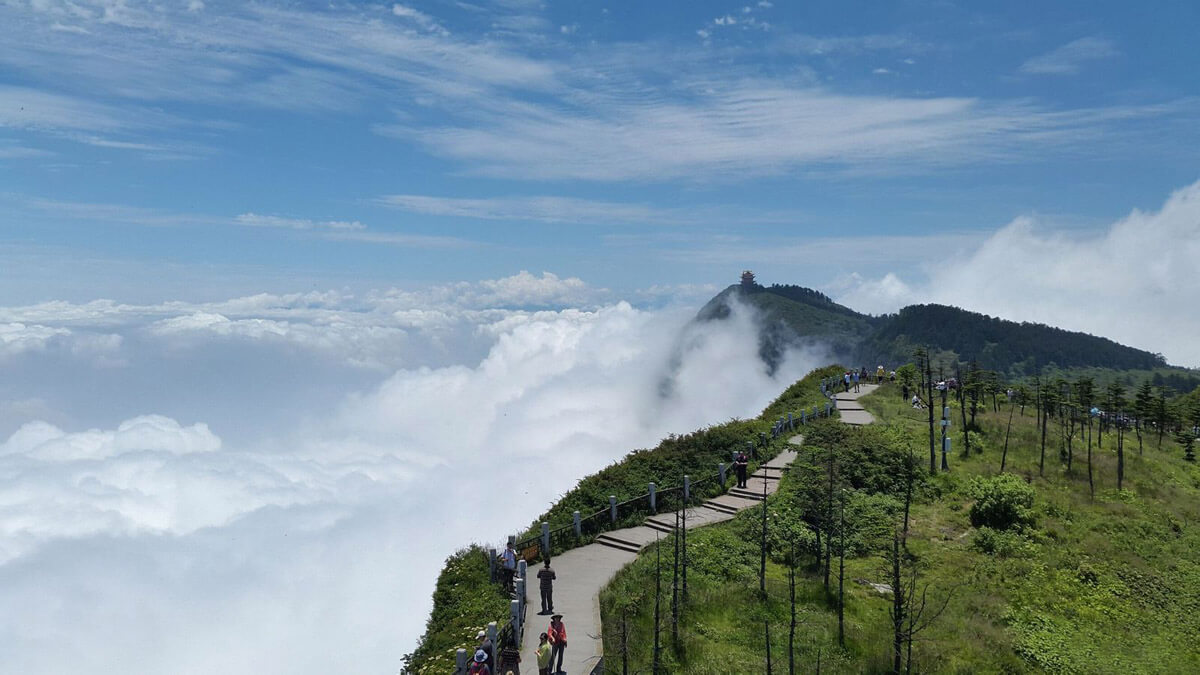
top-left (402, 546), bottom-right (510, 674)
top-left (599, 377), bottom-right (1200, 673)
top-left (698, 282), bottom-right (1200, 385)
top-left (406, 365), bottom-right (845, 673)
top-left (515, 365), bottom-right (846, 543)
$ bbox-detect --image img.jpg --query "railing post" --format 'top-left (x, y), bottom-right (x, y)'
top-left (747, 440), bottom-right (756, 460)
top-left (609, 495), bottom-right (617, 524)
top-left (649, 482), bottom-right (657, 513)
top-left (684, 475), bottom-right (690, 503)
top-left (801, 409), bottom-right (807, 425)
top-left (487, 621), bottom-right (498, 658)
top-left (541, 522), bottom-right (550, 558)
top-left (511, 599), bottom-right (521, 646)
top-left (488, 548), bottom-right (497, 582)
top-left (826, 401), bottom-right (832, 417)
top-left (517, 559), bottom-right (527, 597)
top-left (718, 462), bottom-right (726, 487)
top-left (455, 648), bottom-right (469, 674)
top-left (572, 510), bottom-right (581, 538)
top-left (513, 577), bottom-right (525, 628)
top-left (788, 412), bottom-right (794, 430)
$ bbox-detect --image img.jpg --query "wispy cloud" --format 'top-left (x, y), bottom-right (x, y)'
top-left (235, 213), bottom-right (367, 232)
top-left (393, 82), bottom-right (1190, 181)
top-left (1020, 36), bottom-right (1118, 75)
top-left (13, 196), bottom-right (476, 249)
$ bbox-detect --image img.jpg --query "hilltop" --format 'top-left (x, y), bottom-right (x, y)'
top-left (699, 280), bottom-right (1196, 386)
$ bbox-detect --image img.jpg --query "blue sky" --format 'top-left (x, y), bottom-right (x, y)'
top-left (2, 4), bottom-right (1200, 670)
top-left (3, 0), bottom-right (1198, 305)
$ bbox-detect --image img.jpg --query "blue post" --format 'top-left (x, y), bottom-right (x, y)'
top-left (649, 482), bottom-right (657, 512)
top-left (684, 475), bottom-right (691, 502)
top-left (609, 495), bottom-right (617, 523)
top-left (719, 462), bottom-right (726, 486)
top-left (573, 510), bottom-right (581, 538)
top-left (541, 522), bottom-right (550, 557)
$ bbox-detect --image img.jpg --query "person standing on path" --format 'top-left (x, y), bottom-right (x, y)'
top-left (734, 450), bottom-right (749, 488)
top-left (500, 540), bottom-right (518, 592)
top-left (536, 632), bottom-right (553, 675)
top-left (537, 558), bottom-right (556, 614)
top-left (548, 614), bottom-right (567, 675)
top-left (853, 370), bottom-right (860, 393)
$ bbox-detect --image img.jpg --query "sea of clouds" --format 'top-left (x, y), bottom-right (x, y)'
top-left (0, 275), bottom-right (826, 673)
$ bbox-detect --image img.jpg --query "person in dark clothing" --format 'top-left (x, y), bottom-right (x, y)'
top-left (537, 559), bottom-right (556, 614)
top-left (476, 630), bottom-right (494, 673)
top-left (734, 451), bottom-right (749, 489)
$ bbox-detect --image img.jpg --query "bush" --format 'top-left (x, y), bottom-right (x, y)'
top-left (968, 474), bottom-right (1035, 531)
top-left (972, 526), bottom-right (1036, 558)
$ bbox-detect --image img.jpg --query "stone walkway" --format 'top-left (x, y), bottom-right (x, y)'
top-left (833, 383), bottom-right (879, 425)
top-left (518, 442), bottom-right (805, 675)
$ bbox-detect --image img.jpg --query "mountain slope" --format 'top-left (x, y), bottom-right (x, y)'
top-left (698, 281), bottom-right (1189, 380)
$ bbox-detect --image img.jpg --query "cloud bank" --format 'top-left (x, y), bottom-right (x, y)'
top-left (834, 179), bottom-right (1200, 367)
top-left (0, 276), bottom-right (825, 673)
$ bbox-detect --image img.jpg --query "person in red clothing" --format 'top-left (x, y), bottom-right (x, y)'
top-left (547, 614), bottom-right (567, 675)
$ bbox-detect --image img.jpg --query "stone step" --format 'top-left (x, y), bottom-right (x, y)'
top-left (729, 488), bottom-right (766, 501)
top-left (701, 500), bottom-right (739, 515)
top-left (644, 518), bottom-right (677, 534)
top-left (595, 534), bottom-right (642, 553)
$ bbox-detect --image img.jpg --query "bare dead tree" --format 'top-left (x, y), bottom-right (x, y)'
top-left (671, 510), bottom-right (679, 649)
top-left (1001, 397), bottom-right (1016, 473)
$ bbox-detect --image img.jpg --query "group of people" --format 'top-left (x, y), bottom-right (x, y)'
top-left (477, 544), bottom-right (568, 675)
top-left (842, 366), bottom-right (892, 393)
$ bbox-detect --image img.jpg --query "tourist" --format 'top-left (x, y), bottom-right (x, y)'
top-left (476, 630), bottom-right (495, 673)
top-left (468, 649), bottom-right (491, 675)
top-left (843, 371), bottom-right (851, 392)
top-left (536, 632), bottom-right (553, 675)
top-left (548, 614), bottom-right (567, 675)
top-left (911, 394), bottom-right (923, 409)
top-left (500, 541), bottom-right (518, 591)
top-left (877, 365), bottom-right (885, 384)
top-left (537, 558), bottom-right (556, 614)
top-left (853, 370), bottom-right (860, 393)
top-left (734, 450), bottom-right (749, 488)
top-left (889, 370), bottom-right (896, 382)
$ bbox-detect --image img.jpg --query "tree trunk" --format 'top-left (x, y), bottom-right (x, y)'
top-left (891, 536), bottom-right (904, 675)
top-left (927, 356), bottom-right (936, 475)
top-left (1087, 419), bottom-right (1095, 499)
top-left (1117, 424), bottom-right (1125, 491)
top-left (837, 492), bottom-right (846, 648)
top-left (788, 542), bottom-right (796, 675)
top-left (764, 620), bottom-right (773, 675)
top-left (1039, 397), bottom-right (1048, 475)
top-left (1001, 400), bottom-right (1016, 473)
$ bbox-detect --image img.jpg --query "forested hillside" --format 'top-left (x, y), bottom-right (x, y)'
top-left (698, 281), bottom-right (1195, 385)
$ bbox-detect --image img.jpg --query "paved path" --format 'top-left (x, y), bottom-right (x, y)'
top-left (833, 383), bottom-right (879, 425)
top-left (518, 445), bottom-right (803, 675)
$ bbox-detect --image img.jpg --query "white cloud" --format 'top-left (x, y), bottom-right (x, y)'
top-left (398, 81), bottom-right (1187, 181)
top-left (234, 212), bottom-right (367, 231)
top-left (377, 193), bottom-right (748, 225)
top-left (0, 289), bottom-right (828, 672)
top-left (873, 67), bottom-right (891, 75)
top-left (0, 322), bottom-right (122, 364)
top-left (1020, 36), bottom-right (1119, 75)
top-left (391, 3), bottom-right (447, 34)
top-left (832, 179), bottom-right (1200, 366)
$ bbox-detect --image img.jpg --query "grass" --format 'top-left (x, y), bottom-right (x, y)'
top-left (599, 380), bottom-right (1200, 673)
top-left (402, 545), bottom-right (511, 674)
top-left (406, 365), bottom-right (845, 673)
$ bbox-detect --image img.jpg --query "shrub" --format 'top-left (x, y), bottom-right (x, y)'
top-left (968, 474), bottom-right (1035, 531)
top-left (972, 526), bottom-right (1036, 558)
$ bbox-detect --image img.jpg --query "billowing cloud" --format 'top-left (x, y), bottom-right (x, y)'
top-left (833, 179), bottom-right (1200, 366)
top-left (0, 279), bottom-right (828, 672)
